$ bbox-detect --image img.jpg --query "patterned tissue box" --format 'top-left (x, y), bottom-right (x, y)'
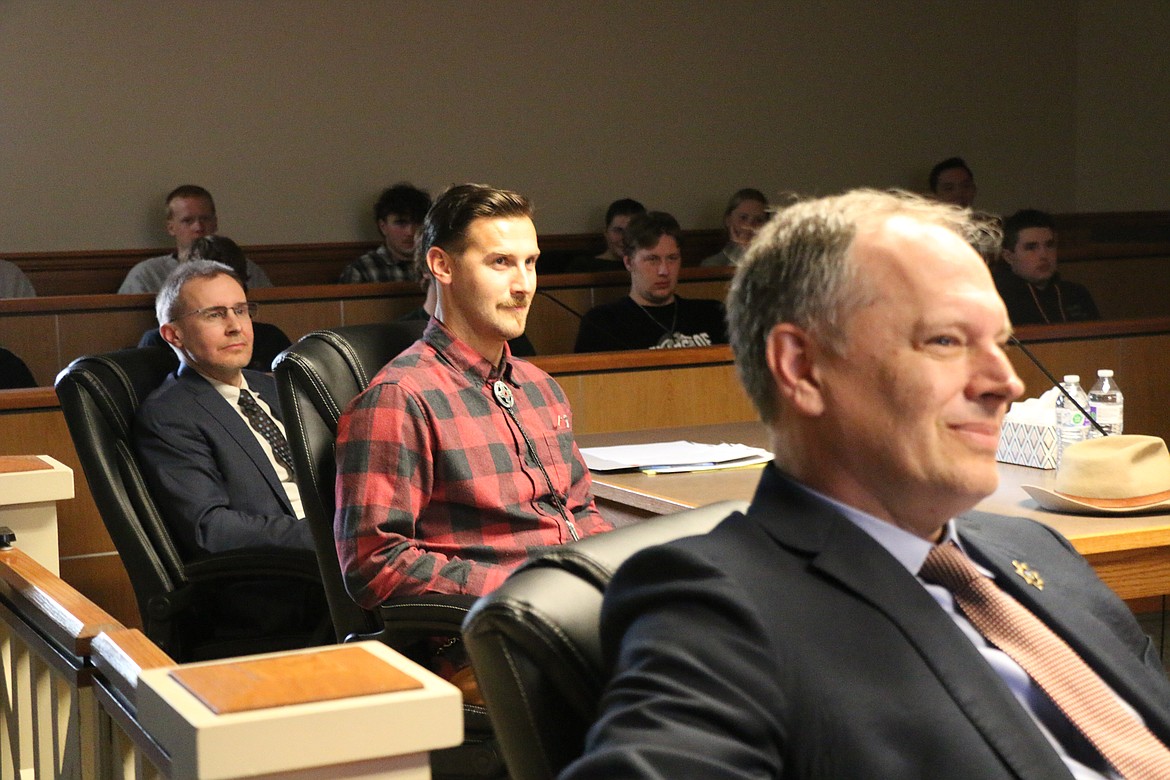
top-left (996, 419), bottom-right (1059, 470)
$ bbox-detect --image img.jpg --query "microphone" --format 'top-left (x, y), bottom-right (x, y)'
top-left (534, 289), bottom-right (588, 321)
top-left (1008, 335), bottom-right (1107, 437)
top-left (535, 289), bottom-right (630, 351)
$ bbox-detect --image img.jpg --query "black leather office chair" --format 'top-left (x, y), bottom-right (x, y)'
top-left (273, 322), bottom-right (505, 779)
top-left (462, 500), bottom-right (747, 780)
top-left (56, 346), bottom-right (327, 662)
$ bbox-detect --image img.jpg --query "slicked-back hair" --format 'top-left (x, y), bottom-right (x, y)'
top-left (928, 157), bottom-right (973, 193)
top-left (728, 189), bottom-right (997, 424)
top-left (155, 259), bottom-right (242, 326)
top-left (415, 183), bottom-right (532, 277)
top-left (164, 185), bottom-right (215, 218)
top-left (1002, 208), bottom-right (1056, 252)
top-left (622, 211), bottom-right (682, 258)
top-left (374, 183), bottom-right (432, 224)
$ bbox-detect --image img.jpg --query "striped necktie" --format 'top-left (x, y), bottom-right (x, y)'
top-left (921, 541), bottom-right (1170, 779)
top-left (237, 389), bottom-right (295, 474)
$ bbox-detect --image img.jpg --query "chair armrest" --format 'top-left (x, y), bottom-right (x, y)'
top-left (347, 593), bottom-right (478, 644)
top-left (184, 547), bottom-right (322, 583)
top-left (147, 548), bottom-right (322, 621)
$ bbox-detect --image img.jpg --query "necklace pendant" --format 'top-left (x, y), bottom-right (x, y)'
top-left (493, 380), bottom-right (514, 409)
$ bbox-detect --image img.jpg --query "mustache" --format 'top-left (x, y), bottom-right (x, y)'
top-left (502, 293), bottom-right (531, 308)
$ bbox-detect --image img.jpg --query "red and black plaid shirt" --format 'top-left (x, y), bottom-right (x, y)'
top-left (335, 320), bottom-right (610, 607)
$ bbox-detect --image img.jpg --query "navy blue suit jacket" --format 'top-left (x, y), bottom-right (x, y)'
top-left (562, 466), bottom-right (1170, 779)
top-left (133, 364), bottom-right (313, 557)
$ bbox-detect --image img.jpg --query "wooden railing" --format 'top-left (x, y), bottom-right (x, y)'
top-left (1, 533), bottom-right (127, 778)
top-left (0, 530), bottom-right (461, 779)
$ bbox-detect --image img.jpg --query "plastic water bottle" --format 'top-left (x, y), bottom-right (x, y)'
top-left (1087, 369), bottom-right (1124, 438)
top-left (1056, 374), bottom-right (1089, 458)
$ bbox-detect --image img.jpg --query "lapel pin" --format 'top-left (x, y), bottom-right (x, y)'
top-left (1012, 560), bottom-right (1044, 590)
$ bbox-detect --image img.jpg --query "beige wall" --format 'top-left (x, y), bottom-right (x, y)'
top-left (1075, 1), bottom-right (1170, 211)
top-left (0, 1), bottom-right (1160, 254)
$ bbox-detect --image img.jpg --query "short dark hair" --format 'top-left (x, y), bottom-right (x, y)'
top-left (928, 157), bottom-right (973, 193)
top-left (723, 188), bottom-right (768, 219)
top-left (622, 211), bottom-right (682, 257)
top-left (416, 184), bottom-right (533, 277)
top-left (1002, 208), bottom-right (1056, 251)
top-left (190, 235), bottom-right (249, 288)
top-left (604, 198), bottom-right (645, 226)
top-left (164, 185), bottom-right (215, 218)
top-left (374, 183), bottom-right (431, 224)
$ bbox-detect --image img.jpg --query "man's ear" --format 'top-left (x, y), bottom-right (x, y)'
top-left (428, 246), bottom-right (453, 285)
top-left (622, 254), bottom-right (634, 273)
top-left (160, 322), bottom-right (181, 349)
top-left (765, 323), bottom-right (826, 416)
top-left (1001, 247), bottom-right (1016, 267)
top-left (164, 218), bottom-right (178, 239)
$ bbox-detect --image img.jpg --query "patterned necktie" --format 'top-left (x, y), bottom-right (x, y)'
top-left (921, 541), bottom-right (1170, 779)
top-left (237, 389), bottom-right (295, 474)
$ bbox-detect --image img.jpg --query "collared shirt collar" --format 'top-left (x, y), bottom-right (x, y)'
top-left (787, 478), bottom-right (964, 575)
top-left (423, 318), bottom-right (517, 387)
top-left (198, 369), bottom-right (251, 405)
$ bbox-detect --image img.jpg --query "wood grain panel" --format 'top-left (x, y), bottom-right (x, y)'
top-left (0, 406), bottom-right (112, 557)
top-left (561, 362), bottom-right (755, 434)
top-left (258, 300), bottom-right (344, 345)
top-left (91, 628), bottom-right (175, 708)
top-left (338, 295), bottom-right (424, 329)
top-left (676, 279), bottom-right (732, 301)
top-left (58, 553), bottom-right (141, 629)
top-left (1060, 255), bottom-right (1170, 320)
top-left (0, 545), bottom-right (124, 656)
top-left (528, 287), bottom-right (603, 355)
top-left (59, 309), bottom-right (157, 366)
top-left (0, 312), bottom-right (58, 387)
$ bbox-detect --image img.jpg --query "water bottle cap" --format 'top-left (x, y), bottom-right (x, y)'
top-left (1098, 369), bottom-right (1114, 377)
top-left (1063, 374), bottom-right (1080, 383)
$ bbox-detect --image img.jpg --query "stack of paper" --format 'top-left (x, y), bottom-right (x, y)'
top-left (581, 441), bottom-right (773, 475)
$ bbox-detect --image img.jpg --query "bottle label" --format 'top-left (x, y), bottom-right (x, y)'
top-left (1091, 404), bottom-right (1122, 425)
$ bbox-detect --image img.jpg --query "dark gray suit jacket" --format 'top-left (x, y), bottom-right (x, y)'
top-left (562, 465), bottom-right (1170, 779)
top-left (133, 364), bottom-right (313, 557)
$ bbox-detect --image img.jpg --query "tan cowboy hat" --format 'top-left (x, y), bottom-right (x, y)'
top-left (1023, 435), bottom-right (1170, 515)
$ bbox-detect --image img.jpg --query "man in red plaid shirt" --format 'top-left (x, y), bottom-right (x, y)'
top-left (335, 184), bottom-right (612, 610)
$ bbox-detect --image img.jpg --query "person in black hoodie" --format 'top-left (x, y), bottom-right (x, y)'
top-left (993, 209), bottom-right (1099, 326)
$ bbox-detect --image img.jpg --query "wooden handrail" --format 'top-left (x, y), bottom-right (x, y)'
top-left (0, 545), bottom-right (123, 654)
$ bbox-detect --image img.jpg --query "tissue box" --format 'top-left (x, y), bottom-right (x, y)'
top-left (996, 420), bottom-right (1059, 469)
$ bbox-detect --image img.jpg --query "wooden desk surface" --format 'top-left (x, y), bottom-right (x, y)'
top-left (579, 422), bottom-right (1170, 602)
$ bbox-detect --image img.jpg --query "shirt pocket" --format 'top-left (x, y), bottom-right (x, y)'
top-left (531, 429), bottom-right (570, 501)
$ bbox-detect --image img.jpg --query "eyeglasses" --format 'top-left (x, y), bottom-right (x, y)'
top-left (171, 302), bottom-right (258, 324)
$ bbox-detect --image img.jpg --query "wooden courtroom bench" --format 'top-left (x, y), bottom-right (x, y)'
top-left (0, 267), bottom-right (736, 385)
top-left (3, 229), bottom-right (728, 296)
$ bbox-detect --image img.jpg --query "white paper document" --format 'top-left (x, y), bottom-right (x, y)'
top-left (581, 440), bottom-right (774, 473)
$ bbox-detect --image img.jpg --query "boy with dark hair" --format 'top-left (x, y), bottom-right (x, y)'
top-left (339, 183), bottom-right (432, 283)
top-left (994, 208), bottom-right (1100, 325)
top-left (574, 210), bottom-right (728, 352)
